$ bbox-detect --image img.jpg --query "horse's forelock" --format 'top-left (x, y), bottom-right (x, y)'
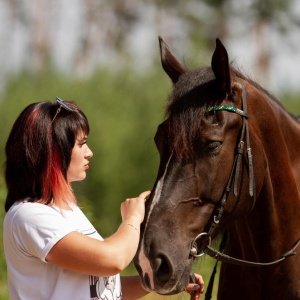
top-left (170, 67), bottom-right (216, 100)
top-left (164, 67), bottom-right (224, 159)
top-left (166, 108), bottom-right (203, 160)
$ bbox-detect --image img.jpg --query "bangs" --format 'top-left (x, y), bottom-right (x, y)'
top-left (72, 110), bottom-right (90, 137)
top-left (53, 104), bottom-right (90, 141)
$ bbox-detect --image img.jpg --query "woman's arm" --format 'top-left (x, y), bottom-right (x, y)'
top-left (46, 223), bottom-right (139, 276)
top-left (46, 191), bottom-right (151, 277)
top-left (121, 275), bottom-right (149, 300)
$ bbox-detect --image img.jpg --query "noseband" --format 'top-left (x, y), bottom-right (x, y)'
top-left (189, 80), bottom-right (300, 266)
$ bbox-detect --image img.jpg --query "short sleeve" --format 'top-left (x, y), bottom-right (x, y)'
top-left (9, 202), bottom-right (76, 262)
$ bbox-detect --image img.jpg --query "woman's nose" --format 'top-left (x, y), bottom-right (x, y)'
top-left (85, 146), bottom-right (93, 158)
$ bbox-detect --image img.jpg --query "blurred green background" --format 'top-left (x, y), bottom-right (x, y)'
top-left (1, 0), bottom-right (300, 299)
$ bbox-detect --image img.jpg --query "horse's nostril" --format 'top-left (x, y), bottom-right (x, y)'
top-left (154, 254), bottom-right (173, 282)
top-left (156, 255), bottom-right (169, 273)
top-left (153, 257), bottom-right (161, 271)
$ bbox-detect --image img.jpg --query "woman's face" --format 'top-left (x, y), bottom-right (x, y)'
top-left (67, 131), bottom-right (93, 183)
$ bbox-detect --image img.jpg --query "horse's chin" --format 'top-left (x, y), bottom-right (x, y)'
top-left (142, 265), bottom-right (190, 296)
top-left (142, 280), bottom-right (184, 295)
top-left (149, 283), bottom-right (186, 296)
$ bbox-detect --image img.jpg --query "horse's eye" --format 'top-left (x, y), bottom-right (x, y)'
top-left (207, 141), bottom-right (222, 152)
top-left (188, 198), bottom-right (203, 206)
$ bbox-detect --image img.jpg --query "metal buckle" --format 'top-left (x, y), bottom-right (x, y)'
top-left (190, 232), bottom-right (211, 257)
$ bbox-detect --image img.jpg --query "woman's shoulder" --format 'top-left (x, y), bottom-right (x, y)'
top-left (5, 200), bottom-right (64, 225)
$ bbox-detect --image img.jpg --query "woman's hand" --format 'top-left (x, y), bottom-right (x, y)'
top-left (121, 190), bottom-right (151, 225)
top-left (185, 273), bottom-right (205, 300)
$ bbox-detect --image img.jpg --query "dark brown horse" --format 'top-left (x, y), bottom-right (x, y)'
top-left (134, 37), bottom-right (300, 299)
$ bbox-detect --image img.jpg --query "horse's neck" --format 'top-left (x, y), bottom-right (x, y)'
top-left (260, 98), bottom-right (300, 194)
top-left (238, 94), bottom-right (300, 255)
top-left (231, 193), bottom-right (300, 261)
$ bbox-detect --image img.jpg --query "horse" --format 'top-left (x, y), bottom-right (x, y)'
top-left (134, 36), bottom-right (300, 300)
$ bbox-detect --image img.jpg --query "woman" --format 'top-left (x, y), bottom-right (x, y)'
top-left (3, 98), bottom-right (204, 300)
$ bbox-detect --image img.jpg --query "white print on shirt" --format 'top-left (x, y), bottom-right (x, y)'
top-left (90, 275), bottom-right (122, 300)
top-left (76, 220), bottom-right (122, 299)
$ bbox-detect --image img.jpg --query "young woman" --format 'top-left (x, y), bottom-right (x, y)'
top-left (3, 98), bottom-right (204, 300)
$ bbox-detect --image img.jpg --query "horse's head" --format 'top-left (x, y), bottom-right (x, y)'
top-left (134, 37), bottom-right (262, 295)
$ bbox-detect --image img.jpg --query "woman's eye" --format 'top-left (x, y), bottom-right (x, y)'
top-left (207, 141), bottom-right (222, 152)
top-left (78, 139), bottom-right (87, 146)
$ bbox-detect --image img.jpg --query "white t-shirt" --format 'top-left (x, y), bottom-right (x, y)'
top-left (3, 200), bottom-right (122, 300)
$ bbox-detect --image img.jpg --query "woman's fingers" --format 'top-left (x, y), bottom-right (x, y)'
top-left (121, 190), bottom-right (151, 223)
top-left (186, 273), bottom-right (204, 299)
top-left (139, 190), bottom-right (151, 201)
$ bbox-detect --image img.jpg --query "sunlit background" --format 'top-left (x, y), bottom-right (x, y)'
top-left (0, 0), bottom-right (300, 299)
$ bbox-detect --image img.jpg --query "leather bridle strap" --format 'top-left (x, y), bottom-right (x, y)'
top-left (204, 236), bottom-right (300, 267)
top-left (205, 80), bottom-right (254, 238)
top-left (202, 237), bottom-right (300, 300)
top-left (239, 79), bottom-right (255, 200)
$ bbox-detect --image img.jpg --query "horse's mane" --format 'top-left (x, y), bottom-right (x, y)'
top-left (231, 68), bottom-right (283, 109)
top-left (232, 67), bottom-right (300, 123)
top-left (165, 65), bottom-right (299, 159)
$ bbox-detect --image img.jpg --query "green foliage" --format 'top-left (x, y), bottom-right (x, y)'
top-left (252, 0), bottom-right (291, 21)
top-left (280, 93), bottom-right (300, 116)
top-left (0, 179), bottom-right (8, 299)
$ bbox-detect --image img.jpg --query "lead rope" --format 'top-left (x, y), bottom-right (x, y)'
top-left (203, 232), bottom-right (228, 300)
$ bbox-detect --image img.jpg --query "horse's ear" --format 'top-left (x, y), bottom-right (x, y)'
top-left (211, 38), bottom-right (232, 96)
top-left (159, 36), bottom-right (186, 83)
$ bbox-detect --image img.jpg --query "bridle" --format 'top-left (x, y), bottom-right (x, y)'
top-left (189, 79), bottom-right (300, 267)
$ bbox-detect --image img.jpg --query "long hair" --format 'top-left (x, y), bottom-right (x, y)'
top-left (4, 100), bottom-right (90, 212)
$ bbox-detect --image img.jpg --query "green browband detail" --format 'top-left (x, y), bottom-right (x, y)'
top-left (207, 105), bottom-right (247, 118)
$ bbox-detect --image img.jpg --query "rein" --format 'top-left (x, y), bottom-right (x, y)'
top-left (189, 80), bottom-right (300, 267)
